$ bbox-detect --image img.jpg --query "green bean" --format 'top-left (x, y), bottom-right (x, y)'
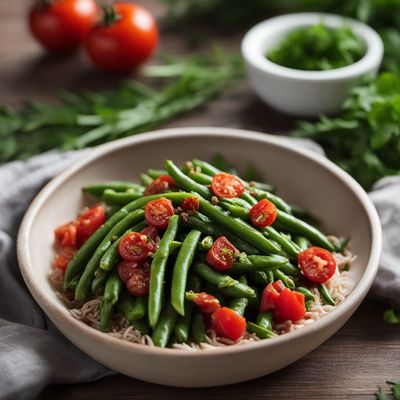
top-left (148, 215), bottom-right (179, 327)
top-left (74, 209), bottom-right (145, 301)
top-left (117, 291), bottom-right (149, 321)
top-left (140, 173), bottom-right (153, 186)
top-left (319, 284), bottom-right (335, 306)
top-left (191, 308), bottom-right (206, 343)
top-left (99, 220), bottom-right (147, 271)
top-left (198, 236), bottom-right (214, 251)
top-left (228, 276), bottom-right (249, 316)
top-left (256, 312), bottom-right (273, 330)
top-left (188, 171), bottom-right (213, 185)
top-left (192, 159), bottom-right (221, 176)
top-left (220, 202), bottom-right (249, 220)
top-left (221, 197), bottom-right (252, 210)
top-left (247, 322), bottom-right (277, 339)
top-left (263, 226), bottom-right (300, 258)
top-left (231, 254), bottom-right (288, 274)
top-left (305, 299), bottom-right (313, 312)
top-left (248, 286), bottom-right (260, 308)
top-left (279, 262), bottom-right (301, 276)
top-left (165, 160), bottom-right (211, 198)
top-left (294, 236), bottom-right (310, 251)
top-left (192, 262), bottom-right (255, 298)
top-left (250, 181), bottom-right (275, 193)
top-left (203, 282), bottom-right (226, 305)
top-left (266, 270), bottom-right (274, 283)
top-left (100, 269), bottom-right (124, 331)
top-left (152, 303), bottom-right (178, 348)
top-left (183, 213), bottom-right (260, 255)
top-left (65, 192), bottom-right (193, 289)
top-left (171, 229), bottom-right (202, 316)
top-left (83, 181), bottom-right (143, 197)
top-left (274, 269), bottom-right (295, 289)
top-left (198, 196), bottom-right (282, 255)
top-left (147, 168), bottom-right (167, 179)
top-left (169, 240), bottom-right (182, 255)
top-left (297, 287), bottom-right (315, 301)
top-left (102, 189), bottom-right (143, 206)
top-left (276, 210), bottom-right (335, 251)
top-left (106, 205), bottom-right (120, 219)
top-left (251, 188), bottom-right (292, 214)
top-left (68, 275), bottom-right (80, 291)
top-left (91, 268), bottom-right (111, 293)
top-left (130, 295), bottom-right (148, 320)
top-left (131, 318), bottom-right (149, 335)
top-left (248, 271), bottom-right (269, 285)
top-left (241, 191), bottom-right (257, 206)
top-left (174, 275), bottom-right (201, 343)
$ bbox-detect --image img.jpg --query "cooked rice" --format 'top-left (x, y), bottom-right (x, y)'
top-left (49, 243), bottom-right (355, 350)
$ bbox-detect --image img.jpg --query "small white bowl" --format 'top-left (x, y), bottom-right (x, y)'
top-left (241, 13), bottom-right (384, 117)
top-left (17, 127), bottom-right (382, 387)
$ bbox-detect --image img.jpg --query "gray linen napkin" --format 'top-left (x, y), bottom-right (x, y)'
top-left (0, 144), bottom-right (398, 400)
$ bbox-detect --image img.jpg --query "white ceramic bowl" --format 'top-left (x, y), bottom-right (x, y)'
top-left (241, 13), bottom-right (384, 117)
top-left (17, 127), bottom-right (381, 387)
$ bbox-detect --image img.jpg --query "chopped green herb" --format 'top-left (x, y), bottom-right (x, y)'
top-left (383, 308), bottom-right (400, 324)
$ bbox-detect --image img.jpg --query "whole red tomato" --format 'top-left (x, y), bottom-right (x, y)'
top-left (84, 3), bottom-right (158, 73)
top-left (29, 0), bottom-right (98, 53)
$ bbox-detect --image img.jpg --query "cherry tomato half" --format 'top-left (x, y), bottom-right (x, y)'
top-left (84, 2), bottom-right (158, 73)
top-left (259, 280), bottom-right (285, 312)
top-left (180, 197), bottom-right (200, 213)
top-left (211, 307), bottom-right (246, 341)
top-left (274, 289), bottom-right (306, 323)
top-left (53, 247), bottom-right (77, 270)
top-left (117, 259), bottom-right (139, 283)
top-left (29, 0), bottom-right (98, 53)
top-left (140, 225), bottom-right (160, 252)
top-left (118, 232), bottom-right (152, 263)
top-left (54, 222), bottom-right (77, 248)
top-left (76, 204), bottom-right (106, 246)
top-left (211, 173), bottom-right (245, 198)
top-left (249, 199), bottom-right (277, 228)
top-left (188, 292), bottom-right (221, 314)
top-left (206, 236), bottom-right (239, 272)
top-left (144, 197), bottom-right (174, 229)
top-left (298, 247), bottom-right (336, 283)
top-left (126, 262), bottom-right (151, 296)
top-left (144, 175), bottom-right (176, 196)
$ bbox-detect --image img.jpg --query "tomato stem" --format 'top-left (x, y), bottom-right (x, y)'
top-left (99, 1), bottom-right (121, 27)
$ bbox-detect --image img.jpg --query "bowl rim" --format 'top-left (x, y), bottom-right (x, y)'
top-left (241, 12), bottom-right (384, 82)
top-left (17, 127), bottom-right (382, 358)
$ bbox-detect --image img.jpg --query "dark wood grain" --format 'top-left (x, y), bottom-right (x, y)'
top-left (1, 1), bottom-right (399, 399)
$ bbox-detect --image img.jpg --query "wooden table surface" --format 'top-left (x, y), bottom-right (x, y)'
top-left (2, 1), bottom-right (399, 399)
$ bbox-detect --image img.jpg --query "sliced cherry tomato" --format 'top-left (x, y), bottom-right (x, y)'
top-left (53, 247), bottom-right (77, 270)
top-left (249, 199), bottom-right (277, 228)
top-left (180, 197), bottom-right (200, 213)
top-left (274, 289), bottom-right (306, 323)
top-left (54, 222), bottom-right (77, 248)
top-left (144, 197), bottom-right (174, 229)
top-left (84, 2), bottom-right (158, 73)
top-left (206, 236), bottom-right (239, 272)
top-left (211, 307), bottom-right (246, 341)
top-left (260, 281), bottom-right (280, 312)
top-left (126, 262), bottom-right (151, 296)
top-left (144, 175), bottom-right (176, 196)
top-left (211, 173), bottom-right (245, 198)
top-left (118, 232), bottom-right (152, 263)
top-left (188, 292), bottom-right (221, 314)
top-left (117, 260), bottom-right (139, 283)
top-left (298, 247), bottom-right (336, 283)
top-left (29, 0), bottom-right (98, 53)
top-left (140, 225), bottom-right (160, 252)
top-left (76, 204), bottom-right (106, 246)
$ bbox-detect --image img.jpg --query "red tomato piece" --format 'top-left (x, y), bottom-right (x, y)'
top-left (117, 260), bottom-right (139, 283)
top-left (211, 307), bottom-right (246, 341)
top-left (298, 247), bottom-right (337, 283)
top-left (84, 2), bottom-right (158, 73)
top-left (126, 262), bottom-right (151, 296)
top-left (76, 204), bottom-right (106, 246)
top-left (274, 289), bottom-right (306, 323)
top-left (180, 197), bottom-right (200, 213)
top-left (140, 225), bottom-right (160, 252)
top-left (260, 282), bottom-right (281, 312)
top-left (249, 199), bottom-right (277, 228)
top-left (118, 232), bottom-right (152, 263)
top-left (54, 222), bottom-right (77, 248)
top-left (211, 173), bottom-right (245, 198)
top-left (53, 247), bottom-right (77, 270)
top-left (144, 175), bottom-right (176, 196)
top-left (272, 280), bottom-right (286, 293)
top-left (188, 292), bottom-right (221, 314)
top-left (206, 236), bottom-right (239, 272)
top-left (29, 0), bottom-right (98, 53)
top-left (144, 197), bottom-right (174, 229)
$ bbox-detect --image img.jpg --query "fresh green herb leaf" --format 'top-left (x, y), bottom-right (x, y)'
top-left (383, 308), bottom-right (400, 324)
top-left (376, 387), bottom-right (390, 400)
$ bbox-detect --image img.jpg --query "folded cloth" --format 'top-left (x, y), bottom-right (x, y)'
top-left (0, 143), bottom-right (397, 400)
